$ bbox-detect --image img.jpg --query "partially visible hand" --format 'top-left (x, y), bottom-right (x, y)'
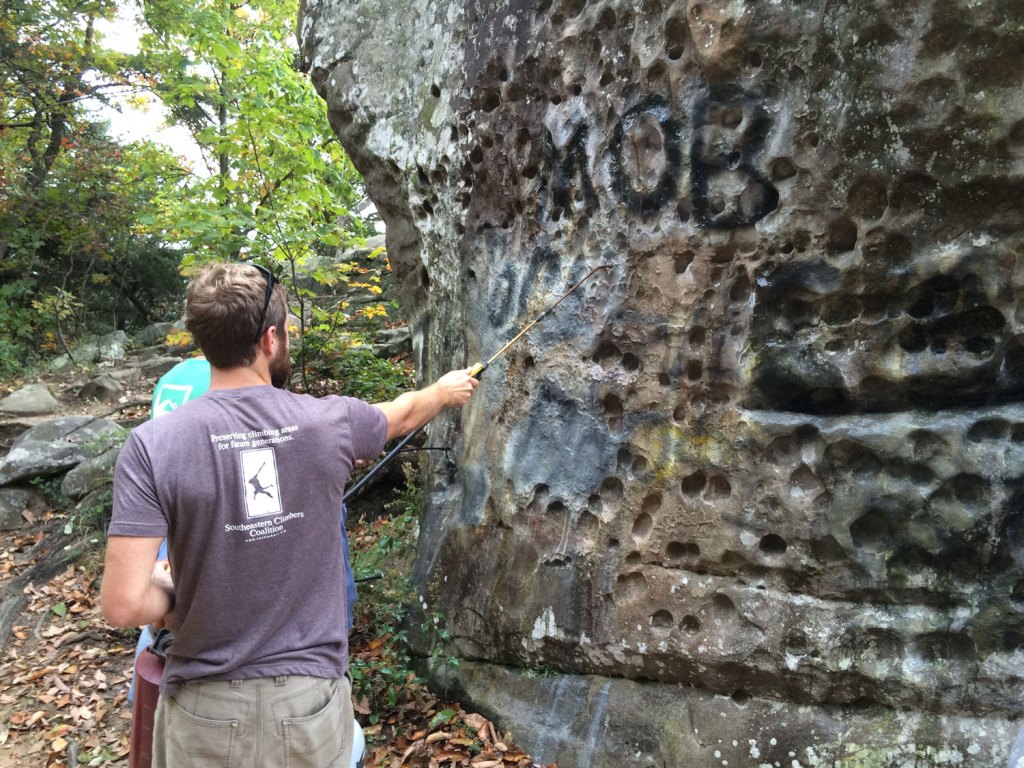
top-left (148, 560), bottom-right (174, 630)
top-left (436, 368), bottom-right (480, 407)
top-left (151, 559), bottom-right (173, 591)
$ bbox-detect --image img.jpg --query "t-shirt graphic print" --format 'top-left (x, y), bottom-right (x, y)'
top-left (241, 447), bottom-right (281, 517)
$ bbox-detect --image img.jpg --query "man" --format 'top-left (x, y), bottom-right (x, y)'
top-left (101, 261), bottom-right (478, 768)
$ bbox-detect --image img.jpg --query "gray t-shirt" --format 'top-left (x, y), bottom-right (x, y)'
top-left (110, 385), bottom-right (387, 695)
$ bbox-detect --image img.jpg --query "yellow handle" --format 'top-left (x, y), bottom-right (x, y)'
top-left (468, 361), bottom-right (485, 379)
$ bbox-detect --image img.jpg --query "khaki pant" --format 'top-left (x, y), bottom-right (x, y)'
top-left (152, 675), bottom-right (353, 768)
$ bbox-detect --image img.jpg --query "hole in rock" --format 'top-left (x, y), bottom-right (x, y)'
top-left (546, 500), bottom-right (567, 515)
top-left (740, 182), bottom-right (777, 220)
top-left (847, 176), bottom-right (888, 219)
top-left (1009, 119), bottom-right (1024, 156)
top-left (479, 88), bottom-right (500, 112)
top-left (665, 16), bottom-right (688, 59)
top-left (771, 157), bottom-right (797, 180)
top-left (561, 0), bottom-right (585, 19)
top-left (614, 572), bottom-right (648, 603)
top-left (632, 513), bottom-right (654, 539)
top-left (826, 217), bottom-right (858, 253)
top-left (646, 61), bottom-right (667, 84)
top-left (759, 533), bottom-right (787, 555)
top-left (666, 541), bottom-right (700, 565)
top-left (729, 273), bottom-right (752, 303)
top-left (625, 551), bottom-right (641, 567)
top-left (1011, 580), bottom-right (1024, 606)
top-left (651, 609), bottom-right (674, 632)
top-left (641, 492), bottom-right (662, 515)
top-left (603, 393), bottom-right (624, 418)
top-left (593, 340), bottom-right (621, 366)
top-left (940, 473), bottom-right (989, 504)
top-left (768, 435), bottom-right (799, 464)
top-left (898, 324), bottom-right (928, 353)
top-left (967, 419), bottom-right (1010, 442)
top-left (576, 510), bottom-right (598, 537)
top-left (788, 464), bottom-right (823, 497)
top-left (681, 471), bottom-right (707, 496)
top-left (674, 250), bottom-right (694, 273)
top-left (811, 535), bottom-right (846, 563)
top-left (706, 475), bottom-right (731, 498)
top-left (906, 294), bottom-right (934, 319)
top-left (850, 508), bottom-right (890, 550)
top-left (710, 593), bottom-right (736, 620)
top-left (964, 335), bottom-right (993, 355)
top-left (680, 614), bottom-right (701, 633)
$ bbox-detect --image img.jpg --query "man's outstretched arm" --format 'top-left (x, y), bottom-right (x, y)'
top-left (374, 368), bottom-right (479, 441)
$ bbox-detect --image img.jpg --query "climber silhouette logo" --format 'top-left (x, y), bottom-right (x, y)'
top-left (240, 448), bottom-right (282, 518)
top-left (249, 463), bottom-right (274, 500)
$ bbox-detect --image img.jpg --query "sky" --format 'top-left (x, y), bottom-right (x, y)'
top-left (90, 6), bottom-right (207, 172)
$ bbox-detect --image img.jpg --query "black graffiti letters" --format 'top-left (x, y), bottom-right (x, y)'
top-left (488, 247), bottom-right (564, 328)
top-left (610, 95), bottom-right (683, 217)
top-left (545, 123), bottom-right (598, 222)
top-left (537, 91), bottom-right (778, 229)
top-left (690, 95), bottom-right (779, 228)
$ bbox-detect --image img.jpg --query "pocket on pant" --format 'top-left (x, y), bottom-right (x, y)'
top-left (164, 695), bottom-right (238, 768)
top-left (281, 679), bottom-right (349, 767)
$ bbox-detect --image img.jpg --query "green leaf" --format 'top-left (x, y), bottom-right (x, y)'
top-left (51, 602), bottom-right (68, 617)
top-left (428, 709), bottom-right (457, 730)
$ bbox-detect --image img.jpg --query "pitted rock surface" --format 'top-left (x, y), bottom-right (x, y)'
top-left (300, 0), bottom-right (1024, 763)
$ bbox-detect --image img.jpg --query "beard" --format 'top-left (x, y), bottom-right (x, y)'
top-left (269, 337), bottom-right (291, 389)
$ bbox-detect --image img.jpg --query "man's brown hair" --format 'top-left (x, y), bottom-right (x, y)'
top-left (184, 263), bottom-right (287, 369)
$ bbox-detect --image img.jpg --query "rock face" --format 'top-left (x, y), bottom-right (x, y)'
top-left (299, 0), bottom-right (1024, 764)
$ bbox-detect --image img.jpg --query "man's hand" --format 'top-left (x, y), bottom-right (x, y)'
top-left (435, 368), bottom-right (480, 407)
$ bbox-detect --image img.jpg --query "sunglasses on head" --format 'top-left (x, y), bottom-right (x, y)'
top-left (251, 263), bottom-right (276, 344)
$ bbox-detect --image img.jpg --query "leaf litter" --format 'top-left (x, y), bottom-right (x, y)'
top-left (0, 516), bottom-right (558, 768)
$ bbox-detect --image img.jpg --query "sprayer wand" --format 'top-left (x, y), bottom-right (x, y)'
top-left (343, 263), bottom-right (611, 504)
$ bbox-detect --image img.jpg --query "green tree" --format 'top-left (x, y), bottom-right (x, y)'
top-left (0, 0), bottom-right (185, 371)
top-left (137, 0), bottom-right (390, 389)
